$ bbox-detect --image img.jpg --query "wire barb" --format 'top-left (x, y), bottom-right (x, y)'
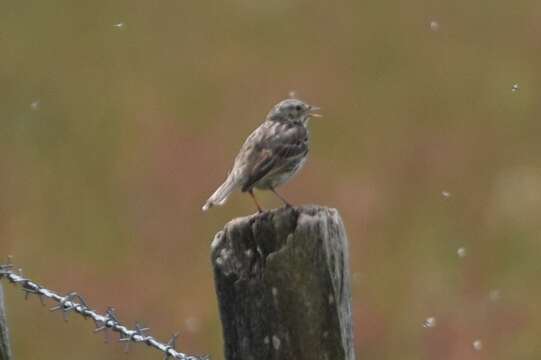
top-left (164, 332), bottom-right (181, 360)
top-left (50, 292), bottom-right (79, 321)
top-left (119, 322), bottom-right (150, 352)
top-left (0, 260), bottom-right (207, 359)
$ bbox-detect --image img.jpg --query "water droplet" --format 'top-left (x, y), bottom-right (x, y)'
top-left (441, 191), bottom-right (451, 199)
top-left (511, 84), bottom-right (519, 92)
top-left (184, 317), bottom-right (201, 333)
top-left (288, 90), bottom-right (297, 98)
top-left (472, 339), bottom-right (483, 351)
top-left (113, 22), bottom-right (125, 30)
top-left (352, 272), bottom-right (363, 284)
top-left (30, 99), bottom-right (40, 110)
top-left (457, 247), bottom-right (466, 258)
top-left (272, 335), bottom-right (281, 350)
top-left (423, 317), bottom-right (437, 328)
top-left (489, 289), bottom-right (501, 302)
top-left (429, 20), bottom-right (440, 31)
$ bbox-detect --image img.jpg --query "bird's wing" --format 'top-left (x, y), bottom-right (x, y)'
top-left (241, 123), bottom-right (308, 192)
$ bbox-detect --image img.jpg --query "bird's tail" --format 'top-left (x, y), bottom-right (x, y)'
top-left (202, 174), bottom-right (238, 211)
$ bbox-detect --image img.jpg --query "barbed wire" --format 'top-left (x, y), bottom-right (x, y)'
top-left (0, 259), bottom-right (208, 360)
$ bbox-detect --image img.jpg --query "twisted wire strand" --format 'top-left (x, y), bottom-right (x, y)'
top-left (0, 262), bottom-right (207, 360)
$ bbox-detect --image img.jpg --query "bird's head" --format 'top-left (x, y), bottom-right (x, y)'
top-left (267, 99), bottom-right (322, 124)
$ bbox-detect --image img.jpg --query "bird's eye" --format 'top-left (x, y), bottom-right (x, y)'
top-left (295, 105), bottom-right (302, 111)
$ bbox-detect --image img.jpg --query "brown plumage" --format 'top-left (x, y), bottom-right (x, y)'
top-left (202, 98), bottom-right (321, 212)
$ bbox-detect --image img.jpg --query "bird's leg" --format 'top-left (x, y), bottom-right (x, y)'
top-left (270, 187), bottom-right (292, 208)
top-left (248, 189), bottom-right (263, 213)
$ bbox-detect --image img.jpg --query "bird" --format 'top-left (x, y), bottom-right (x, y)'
top-left (202, 98), bottom-right (321, 212)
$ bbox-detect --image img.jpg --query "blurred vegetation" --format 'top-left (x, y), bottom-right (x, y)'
top-left (1, 0), bottom-right (541, 359)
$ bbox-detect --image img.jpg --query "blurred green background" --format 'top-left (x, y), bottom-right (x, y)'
top-left (1, 0), bottom-right (541, 359)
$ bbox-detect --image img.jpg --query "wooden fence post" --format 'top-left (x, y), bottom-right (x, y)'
top-left (0, 285), bottom-right (12, 360)
top-left (211, 205), bottom-right (355, 360)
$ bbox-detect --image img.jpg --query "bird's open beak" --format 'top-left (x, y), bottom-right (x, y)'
top-left (308, 106), bottom-right (323, 118)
